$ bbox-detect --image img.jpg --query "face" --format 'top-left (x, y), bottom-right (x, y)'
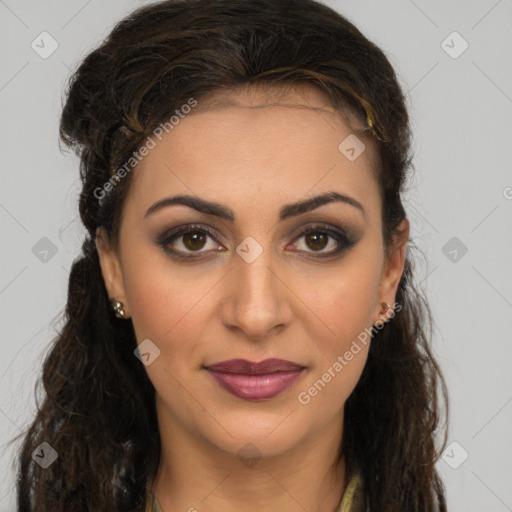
top-left (96, 84), bottom-right (408, 460)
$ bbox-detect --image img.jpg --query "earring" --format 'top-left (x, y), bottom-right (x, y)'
top-left (373, 302), bottom-right (392, 327)
top-left (111, 299), bottom-right (126, 319)
top-left (381, 302), bottom-right (391, 314)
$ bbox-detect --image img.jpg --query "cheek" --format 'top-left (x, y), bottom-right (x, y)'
top-left (330, 266), bottom-right (381, 345)
top-left (291, 251), bottom-right (382, 406)
top-left (290, 251), bottom-right (383, 357)
top-left (123, 263), bottom-right (216, 410)
top-left (296, 272), bottom-right (376, 411)
top-left (121, 247), bottom-right (224, 369)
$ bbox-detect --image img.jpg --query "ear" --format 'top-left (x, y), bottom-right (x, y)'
top-left (373, 218), bottom-right (409, 324)
top-left (95, 227), bottom-right (130, 318)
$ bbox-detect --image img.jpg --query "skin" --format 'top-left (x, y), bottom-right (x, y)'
top-left (96, 83), bottom-right (409, 512)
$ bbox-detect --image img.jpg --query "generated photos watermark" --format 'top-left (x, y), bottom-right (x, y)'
top-left (297, 301), bottom-right (402, 405)
top-left (94, 97), bottom-right (198, 202)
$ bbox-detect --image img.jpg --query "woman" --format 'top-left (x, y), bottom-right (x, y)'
top-left (14, 0), bottom-right (448, 510)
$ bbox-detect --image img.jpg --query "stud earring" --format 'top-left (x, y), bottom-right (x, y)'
top-left (381, 302), bottom-right (391, 314)
top-left (373, 302), bottom-right (392, 327)
top-left (111, 299), bottom-right (126, 319)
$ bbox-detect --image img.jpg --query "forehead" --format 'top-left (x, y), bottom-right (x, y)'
top-left (123, 83), bottom-right (381, 222)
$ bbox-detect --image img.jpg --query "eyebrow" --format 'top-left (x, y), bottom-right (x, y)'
top-left (144, 191), bottom-right (366, 222)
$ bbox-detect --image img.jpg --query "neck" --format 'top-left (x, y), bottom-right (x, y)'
top-left (152, 402), bottom-right (347, 512)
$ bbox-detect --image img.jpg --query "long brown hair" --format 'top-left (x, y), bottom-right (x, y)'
top-left (13, 0), bottom-right (448, 510)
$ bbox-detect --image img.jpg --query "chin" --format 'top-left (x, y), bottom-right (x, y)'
top-left (201, 415), bottom-right (304, 463)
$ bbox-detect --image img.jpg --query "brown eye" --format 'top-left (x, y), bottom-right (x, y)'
top-left (304, 232), bottom-right (328, 251)
top-left (182, 231), bottom-right (207, 251)
top-left (291, 224), bottom-right (357, 258)
top-left (158, 224), bottom-right (225, 259)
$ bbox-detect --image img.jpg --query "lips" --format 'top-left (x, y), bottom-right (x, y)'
top-left (205, 358), bottom-right (304, 375)
top-left (204, 358), bottom-right (306, 400)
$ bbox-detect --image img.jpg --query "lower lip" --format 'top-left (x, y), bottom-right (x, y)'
top-left (206, 369), bottom-right (304, 400)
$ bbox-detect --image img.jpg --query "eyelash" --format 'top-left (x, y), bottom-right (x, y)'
top-left (157, 222), bottom-right (357, 260)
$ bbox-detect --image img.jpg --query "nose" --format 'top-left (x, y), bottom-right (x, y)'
top-left (220, 249), bottom-right (293, 341)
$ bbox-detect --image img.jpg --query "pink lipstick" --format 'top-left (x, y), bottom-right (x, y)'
top-left (204, 358), bottom-right (305, 400)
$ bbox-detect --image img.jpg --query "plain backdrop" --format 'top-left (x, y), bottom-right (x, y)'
top-left (1, 1), bottom-right (511, 510)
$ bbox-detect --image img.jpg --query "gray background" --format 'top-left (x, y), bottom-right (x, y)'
top-left (1, 0), bottom-right (511, 510)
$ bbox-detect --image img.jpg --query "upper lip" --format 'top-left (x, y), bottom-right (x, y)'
top-left (204, 358), bottom-right (305, 375)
